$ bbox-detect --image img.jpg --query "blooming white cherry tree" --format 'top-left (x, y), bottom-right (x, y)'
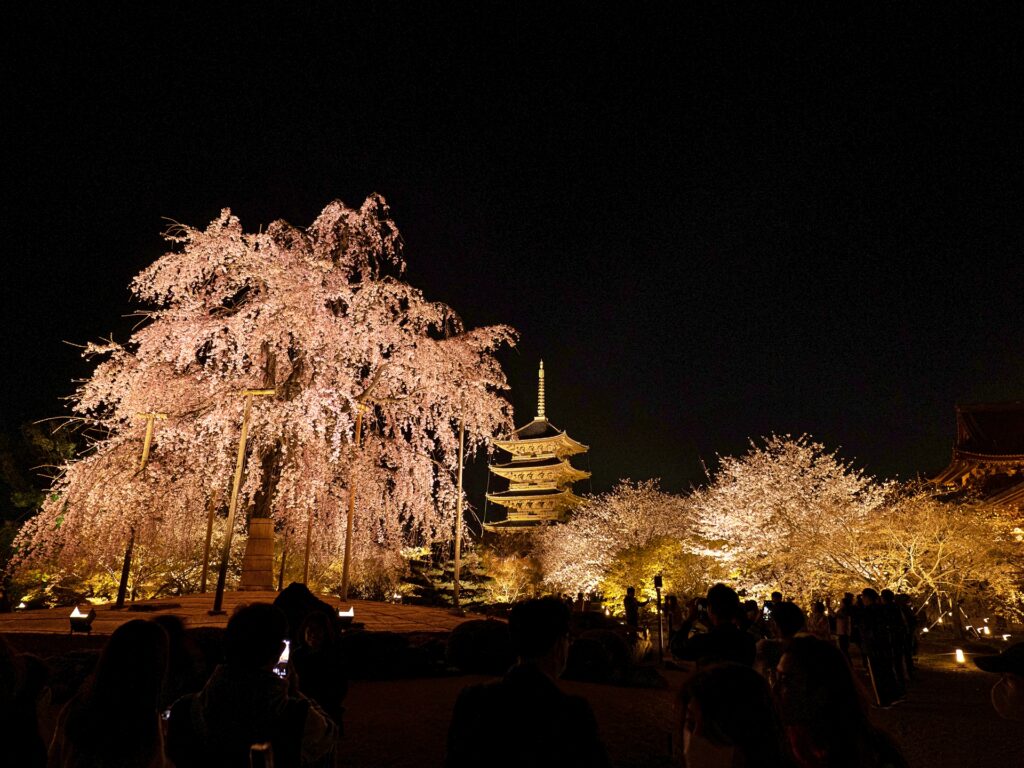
top-left (11, 196), bottom-right (515, 595)
top-left (694, 434), bottom-right (889, 599)
top-left (535, 479), bottom-right (702, 604)
top-left (860, 484), bottom-right (1024, 624)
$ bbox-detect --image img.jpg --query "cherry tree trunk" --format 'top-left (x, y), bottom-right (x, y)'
top-left (239, 441), bottom-right (284, 591)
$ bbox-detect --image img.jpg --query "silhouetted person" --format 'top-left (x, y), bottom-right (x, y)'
top-left (858, 588), bottom-right (901, 706)
top-left (834, 594), bottom-right (855, 661)
top-left (805, 601), bottom-right (831, 642)
top-left (446, 597), bottom-right (611, 768)
top-left (879, 589), bottom-right (908, 690)
top-left (738, 598), bottom-right (763, 638)
top-left (152, 614), bottom-right (206, 709)
top-left (48, 619), bottom-right (169, 767)
top-left (893, 593), bottom-right (917, 679)
top-left (974, 641), bottom-right (1024, 722)
top-left (755, 601), bottom-right (806, 686)
top-left (666, 595), bottom-right (685, 641)
top-left (292, 611), bottom-right (347, 732)
top-left (679, 662), bottom-right (794, 767)
top-left (623, 586), bottom-right (648, 633)
top-left (1, 633), bottom-right (49, 768)
top-left (167, 602), bottom-right (337, 768)
top-left (774, 636), bottom-right (908, 768)
top-left (671, 584), bottom-right (756, 667)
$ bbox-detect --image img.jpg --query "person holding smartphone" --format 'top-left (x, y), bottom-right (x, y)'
top-left (166, 603), bottom-right (338, 768)
top-left (670, 584), bottom-right (757, 667)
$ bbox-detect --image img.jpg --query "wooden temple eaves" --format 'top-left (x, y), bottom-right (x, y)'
top-left (931, 402), bottom-right (1024, 511)
top-left (489, 458), bottom-right (591, 486)
top-left (483, 360), bottom-right (591, 531)
top-left (491, 431), bottom-right (588, 460)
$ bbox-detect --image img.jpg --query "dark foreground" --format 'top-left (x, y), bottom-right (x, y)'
top-left (5, 607), bottom-right (1022, 767)
top-left (341, 649), bottom-right (1020, 768)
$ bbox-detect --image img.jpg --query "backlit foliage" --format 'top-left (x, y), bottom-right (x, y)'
top-left (535, 479), bottom-right (711, 605)
top-left (693, 434), bottom-right (889, 601)
top-left (10, 196), bottom-right (515, 597)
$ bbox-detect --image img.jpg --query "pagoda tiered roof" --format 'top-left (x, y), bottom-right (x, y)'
top-left (491, 427), bottom-right (588, 461)
top-left (489, 457), bottom-right (591, 487)
top-left (485, 487), bottom-right (586, 510)
top-left (483, 361), bottom-right (590, 531)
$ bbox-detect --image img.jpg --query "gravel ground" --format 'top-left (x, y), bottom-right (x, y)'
top-left (342, 651), bottom-right (1023, 768)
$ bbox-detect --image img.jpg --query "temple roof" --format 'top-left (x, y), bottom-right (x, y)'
top-left (490, 458), bottom-right (591, 484)
top-left (492, 429), bottom-right (588, 460)
top-left (484, 360), bottom-right (590, 530)
top-left (953, 402), bottom-right (1024, 457)
top-left (513, 418), bottom-right (563, 440)
top-left (932, 403), bottom-right (1024, 510)
top-left (485, 487), bottom-right (585, 510)
top-left (987, 480), bottom-right (1024, 509)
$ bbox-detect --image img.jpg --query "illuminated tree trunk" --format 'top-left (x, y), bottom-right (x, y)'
top-left (199, 489), bottom-right (220, 593)
top-left (340, 404), bottom-right (365, 601)
top-left (452, 420), bottom-right (465, 609)
top-left (115, 411), bottom-right (165, 608)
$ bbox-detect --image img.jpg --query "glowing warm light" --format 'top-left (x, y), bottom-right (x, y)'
top-left (922, 627), bottom-right (929, 633)
top-left (16, 601), bottom-right (26, 610)
top-left (983, 626), bottom-right (991, 636)
top-left (279, 639), bottom-right (290, 663)
top-left (70, 606), bottom-right (86, 618)
top-left (955, 649), bottom-right (966, 665)
top-left (937, 616), bottom-right (943, 624)
top-left (338, 607), bottom-right (355, 618)
top-left (1002, 634), bottom-right (1012, 641)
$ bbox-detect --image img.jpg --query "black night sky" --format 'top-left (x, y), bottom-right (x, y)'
top-left (3, 4), bottom-right (1022, 495)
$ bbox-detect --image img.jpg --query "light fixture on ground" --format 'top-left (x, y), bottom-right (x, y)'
top-left (69, 606), bottom-right (96, 634)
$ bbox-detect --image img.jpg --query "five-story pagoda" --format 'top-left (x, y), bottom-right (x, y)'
top-left (483, 361), bottom-right (590, 530)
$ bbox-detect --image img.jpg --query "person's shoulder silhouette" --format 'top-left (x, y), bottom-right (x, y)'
top-left (446, 597), bottom-right (610, 768)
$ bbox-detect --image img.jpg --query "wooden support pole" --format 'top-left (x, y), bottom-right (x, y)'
top-left (211, 389), bottom-right (275, 614)
top-left (115, 411), bottom-right (166, 609)
top-left (278, 526), bottom-right (289, 591)
top-left (199, 489), bottom-right (220, 593)
top-left (340, 404), bottom-right (365, 601)
top-left (114, 528), bottom-right (135, 608)
top-left (303, 506), bottom-right (314, 585)
top-left (452, 420), bottom-right (465, 609)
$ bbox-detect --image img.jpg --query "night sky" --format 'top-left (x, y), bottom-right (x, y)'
top-left (3, 5), bottom-right (1022, 495)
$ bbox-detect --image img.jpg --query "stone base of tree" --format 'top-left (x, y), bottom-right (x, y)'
top-left (239, 517), bottom-right (275, 590)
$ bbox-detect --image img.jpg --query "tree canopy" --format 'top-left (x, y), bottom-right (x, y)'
top-left (11, 196), bottom-right (516, 596)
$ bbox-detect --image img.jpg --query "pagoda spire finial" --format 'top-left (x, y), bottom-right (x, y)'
top-left (537, 360), bottom-right (546, 420)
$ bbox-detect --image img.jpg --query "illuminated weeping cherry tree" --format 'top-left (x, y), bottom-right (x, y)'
top-left (692, 434), bottom-right (890, 599)
top-left (11, 195), bottom-right (515, 598)
top-left (534, 479), bottom-right (714, 608)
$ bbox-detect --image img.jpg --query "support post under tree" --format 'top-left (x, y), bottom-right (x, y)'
top-left (340, 404), bottom-right (365, 601)
top-left (115, 411), bottom-right (166, 609)
top-left (303, 505), bottom-right (314, 585)
top-left (654, 573), bottom-right (664, 660)
top-left (278, 526), bottom-right (289, 591)
top-left (198, 489), bottom-right (220, 594)
top-left (211, 389), bottom-right (275, 615)
top-left (452, 420), bottom-right (465, 611)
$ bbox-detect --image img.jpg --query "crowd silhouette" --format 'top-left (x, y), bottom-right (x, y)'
top-left (1, 581), bottom-right (1021, 767)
